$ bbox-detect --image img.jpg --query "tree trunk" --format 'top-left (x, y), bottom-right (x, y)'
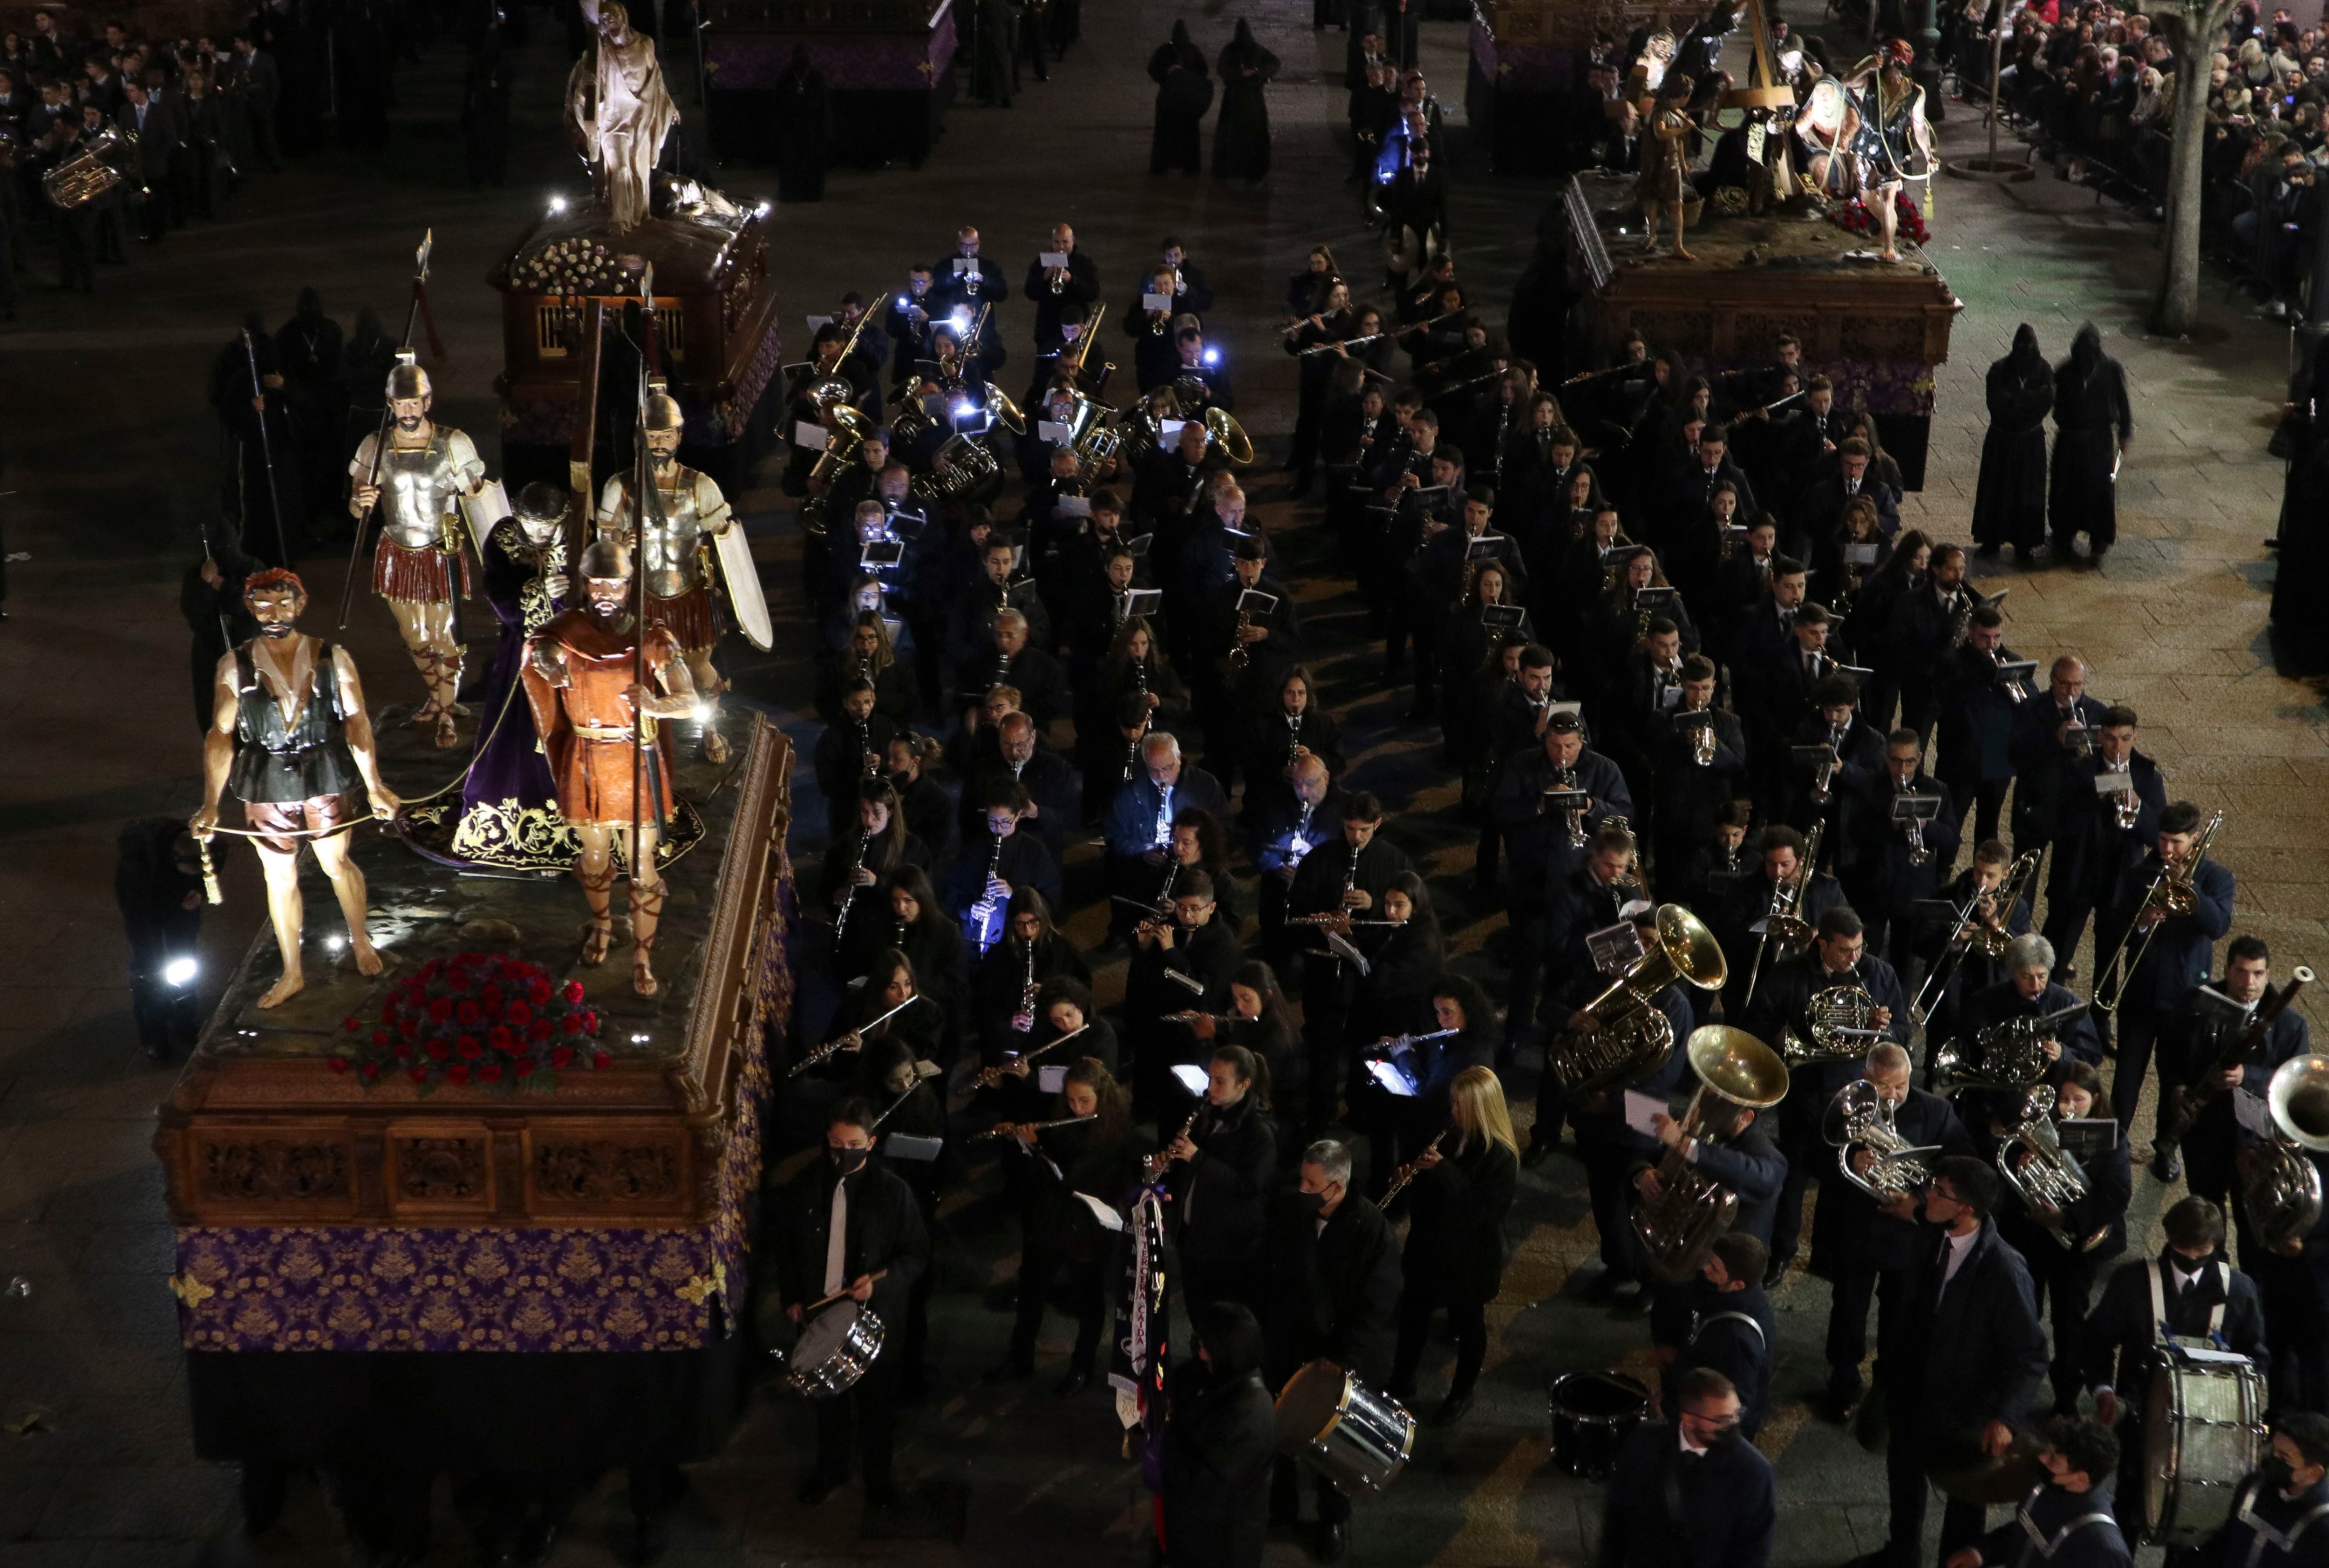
top-left (2153, 0), bottom-right (2237, 336)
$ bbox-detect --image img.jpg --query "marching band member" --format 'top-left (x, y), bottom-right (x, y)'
top-left (1814, 1042), bottom-right (1972, 1422)
top-left (1600, 1369), bottom-right (1777, 1568)
top-left (1846, 1157), bottom-right (2048, 1568)
top-left (2038, 705), bottom-right (2165, 984)
top-left (2199, 1413), bottom-right (2329, 1568)
top-left (1162, 1045), bottom-right (1280, 1309)
top-left (1940, 1417), bottom-right (2131, 1568)
top-left (1263, 1138), bottom-right (1399, 1563)
top-left (1667, 1233), bottom-right (1776, 1441)
top-left (969, 895), bottom-right (1091, 1064)
top-left (768, 1096), bottom-right (930, 1512)
top-left (1286, 791), bottom-right (1410, 1129)
top-left (1996, 1060), bottom-right (2130, 1420)
top-left (2162, 936), bottom-right (2311, 1264)
top-left (1387, 1066), bottom-right (1517, 1428)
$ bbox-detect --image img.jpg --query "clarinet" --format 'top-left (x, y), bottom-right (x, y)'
top-left (1382, 1128), bottom-right (1450, 1204)
top-left (1145, 1110), bottom-right (1203, 1178)
top-left (834, 831), bottom-right (871, 940)
top-left (1016, 934), bottom-right (1040, 1028)
top-left (1285, 712), bottom-right (1303, 776)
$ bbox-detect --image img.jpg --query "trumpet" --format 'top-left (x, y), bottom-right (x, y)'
top-left (971, 1111), bottom-right (1098, 1144)
top-left (1681, 707), bottom-right (1718, 767)
top-left (1906, 815), bottom-right (1932, 868)
top-left (1989, 647), bottom-right (2029, 703)
top-left (1552, 765), bottom-right (1587, 849)
top-left (2095, 811), bottom-right (2222, 1013)
top-left (1810, 743), bottom-right (1841, 806)
top-left (1995, 1084), bottom-right (2096, 1249)
top-left (790, 995), bottom-right (924, 1078)
top-left (974, 1022), bottom-right (1091, 1088)
top-left (1823, 1079), bottom-right (1943, 1200)
top-left (1381, 1128), bottom-right (1449, 1205)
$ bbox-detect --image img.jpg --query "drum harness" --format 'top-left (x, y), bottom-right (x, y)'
top-left (2228, 1479), bottom-right (2329, 1564)
top-left (2012, 1487), bottom-right (2118, 1560)
top-left (2147, 1256), bottom-right (2232, 1349)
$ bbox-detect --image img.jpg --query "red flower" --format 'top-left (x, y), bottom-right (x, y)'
top-left (409, 1066), bottom-right (428, 1082)
top-left (371, 1030), bottom-right (390, 1047)
top-left (456, 1037), bottom-right (482, 1060)
top-left (341, 1017), bottom-right (360, 1034)
top-left (527, 979), bottom-right (552, 1006)
top-left (562, 1016), bottom-right (584, 1036)
top-left (399, 1018), bottom-right (422, 1041)
top-left (360, 1062), bottom-right (380, 1081)
top-left (327, 1056), bottom-right (349, 1074)
top-left (425, 1040), bottom-right (450, 1061)
top-left (449, 969), bottom-right (473, 993)
top-left (448, 1063), bottom-right (471, 1085)
top-left (455, 999), bottom-right (481, 1026)
top-left (579, 1011), bottom-right (598, 1034)
top-left (392, 1044), bottom-right (411, 1060)
top-left (500, 961), bottom-right (528, 983)
top-left (527, 1020), bottom-right (552, 1043)
top-left (514, 1059), bottom-right (536, 1078)
top-left (563, 980), bottom-right (586, 1005)
top-left (478, 1063), bottom-right (503, 1083)
top-left (507, 1001), bottom-right (532, 1027)
top-left (592, 1050), bottom-right (612, 1070)
top-left (480, 985), bottom-right (503, 1011)
top-left (427, 998), bottom-right (453, 1024)
top-left (488, 1026), bottom-right (514, 1053)
top-left (551, 1046), bottom-right (574, 1069)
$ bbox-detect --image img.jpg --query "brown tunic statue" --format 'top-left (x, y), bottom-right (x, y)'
top-left (521, 538), bottom-right (697, 996)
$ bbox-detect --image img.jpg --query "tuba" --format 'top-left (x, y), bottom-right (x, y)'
top-left (1823, 1079), bottom-right (1943, 1200)
top-left (1995, 1084), bottom-right (2095, 1249)
top-left (42, 124), bottom-right (133, 210)
top-left (1929, 1001), bottom-right (2087, 1097)
top-left (2245, 1053), bottom-right (2329, 1256)
top-left (1631, 1027), bottom-right (1790, 1283)
top-left (797, 405), bottom-right (876, 536)
top-left (1548, 904), bottom-right (1728, 1095)
top-left (1784, 981), bottom-right (1883, 1065)
top-left (1205, 404), bottom-right (1255, 466)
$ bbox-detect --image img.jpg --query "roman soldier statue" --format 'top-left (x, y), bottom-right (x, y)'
top-left (190, 568), bottom-right (402, 1008)
top-left (522, 537), bottom-right (699, 997)
top-left (347, 350), bottom-right (503, 748)
top-left (594, 383), bottom-right (771, 765)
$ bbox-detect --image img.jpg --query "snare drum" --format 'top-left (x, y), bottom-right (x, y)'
top-left (778, 1300), bottom-right (886, 1400)
top-left (1275, 1360), bottom-right (1416, 1499)
top-left (2143, 1342), bottom-right (2268, 1546)
top-left (1550, 1370), bottom-right (1651, 1478)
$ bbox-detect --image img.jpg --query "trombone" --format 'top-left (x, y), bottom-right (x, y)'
top-left (1743, 823), bottom-right (1822, 1011)
top-left (2094, 811), bottom-right (2222, 1013)
top-left (1907, 850), bottom-right (2042, 1027)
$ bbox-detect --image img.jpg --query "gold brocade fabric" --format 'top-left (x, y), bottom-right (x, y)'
top-left (401, 796), bottom-right (708, 873)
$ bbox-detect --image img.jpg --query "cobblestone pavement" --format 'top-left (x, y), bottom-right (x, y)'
top-left (0, 7), bottom-right (2321, 1565)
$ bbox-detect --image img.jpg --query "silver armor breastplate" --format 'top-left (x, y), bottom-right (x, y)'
top-left (608, 468), bottom-right (711, 598)
top-left (377, 432), bottom-right (464, 551)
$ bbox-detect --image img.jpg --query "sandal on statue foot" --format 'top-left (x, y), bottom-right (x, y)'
top-left (580, 919), bottom-right (614, 967)
top-left (701, 728), bottom-right (730, 765)
top-left (632, 948), bottom-right (660, 998)
top-left (432, 711), bottom-right (460, 749)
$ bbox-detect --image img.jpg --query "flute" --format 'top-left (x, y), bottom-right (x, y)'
top-left (1144, 1110), bottom-right (1201, 1177)
top-left (790, 995), bottom-right (922, 1078)
top-left (1382, 1127), bottom-right (1450, 1204)
top-left (970, 1111), bottom-right (1099, 1144)
top-left (974, 1022), bottom-right (1091, 1088)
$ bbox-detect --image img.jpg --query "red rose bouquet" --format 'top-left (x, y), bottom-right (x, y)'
top-left (1824, 195), bottom-right (1931, 248)
top-left (333, 951), bottom-right (610, 1093)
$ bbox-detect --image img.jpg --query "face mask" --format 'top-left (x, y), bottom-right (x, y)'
top-left (2263, 1455), bottom-right (2298, 1490)
top-left (1299, 1189), bottom-right (1329, 1213)
top-left (1702, 1426), bottom-right (1741, 1454)
top-left (829, 1146), bottom-right (869, 1175)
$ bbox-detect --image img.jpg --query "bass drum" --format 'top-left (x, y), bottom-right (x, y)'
top-left (2144, 1342), bottom-right (2269, 1545)
top-left (1275, 1359), bottom-right (1416, 1499)
top-left (1550, 1370), bottom-right (1650, 1478)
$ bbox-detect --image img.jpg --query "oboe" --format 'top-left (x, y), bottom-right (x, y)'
top-left (834, 832), bottom-right (871, 940)
top-left (1013, 936), bottom-right (1040, 1030)
top-left (1381, 1128), bottom-right (1450, 1204)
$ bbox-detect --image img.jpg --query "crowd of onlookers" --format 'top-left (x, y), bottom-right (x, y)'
top-left (1958, 0), bottom-right (2328, 308)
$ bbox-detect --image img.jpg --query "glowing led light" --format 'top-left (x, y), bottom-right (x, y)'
top-left (547, 194), bottom-right (568, 215)
top-left (163, 957), bottom-right (198, 987)
top-left (1202, 348), bottom-right (1220, 367)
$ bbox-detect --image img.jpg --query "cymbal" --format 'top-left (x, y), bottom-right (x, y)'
top-left (1923, 1428), bottom-right (2048, 1504)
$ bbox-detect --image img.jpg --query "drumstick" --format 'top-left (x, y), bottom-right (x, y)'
top-left (802, 1267), bottom-right (889, 1316)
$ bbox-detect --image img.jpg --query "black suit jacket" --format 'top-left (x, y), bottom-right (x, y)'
top-left (767, 1156), bottom-right (930, 1331)
top-left (1882, 1219), bottom-right (2049, 1439)
top-left (2007, 692), bottom-right (2109, 847)
top-left (2045, 753), bottom-right (2167, 910)
top-left (1597, 1419), bottom-right (1777, 1568)
top-left (1265, 1193), bottom-right (1400, 1385)
top-left (1811, 1087), bottom-right (1974, 1274)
